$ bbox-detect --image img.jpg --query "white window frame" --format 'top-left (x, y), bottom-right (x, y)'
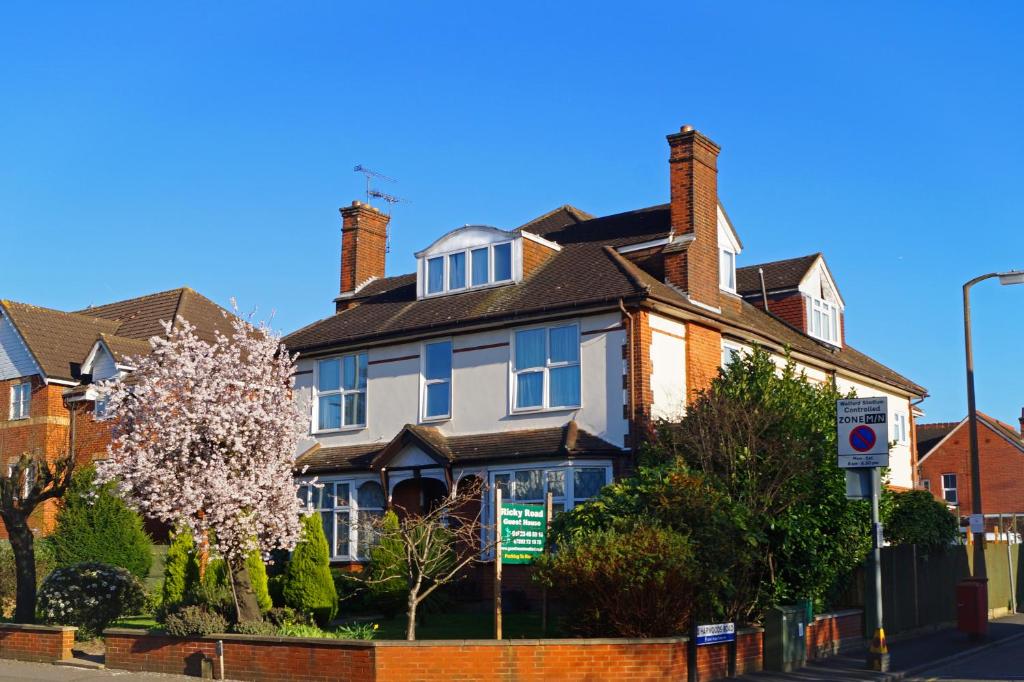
top-left (719, 249), bottom-right (737, 292)
top-left (420, 339), bottom-right (453, 422)
top-left (721, 341), bottom-right (743, 368)
top-left (313, 352), bottom-right (368, 433)
top-left (510, 323), bottom-right (582, 413)
top-left (421, 240), bottom-right (514, 298)
top-left (94, 396), bottom-right (110, 421)
top-left (941, 473), bottom-right (958, 505)
top-left (807, 296), bottom-right (841, 346)
top-left (893, 412), bottom-right (909, 445)
top-left (297, 477), bottom-right (387, 562)
top-left (9, 382), bottom-right (30, 420)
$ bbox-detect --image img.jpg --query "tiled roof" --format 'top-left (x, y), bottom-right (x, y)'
top-left (736, 254), bottom-right (820, 296)
top-left (295, 424), bottom-right (623, 475)
top-left (2, 288), bottom-right (234, 382)
top-left (915, 422), bottom-right (960, 458)
top-left (0, 302), bottom-right (120, 381)
top-left (285, 204), bottom-right (924, 397)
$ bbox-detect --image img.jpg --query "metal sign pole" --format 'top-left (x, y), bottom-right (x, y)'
top-left (494, 487), bottom-right (503, 641)
top-left (867, 467), bottom-right (889, 671)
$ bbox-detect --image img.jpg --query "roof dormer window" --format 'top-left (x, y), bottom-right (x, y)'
top-left (719, 249), bottom-right (737, 292)
top-left (416, 226), bottom-right (519, 299)
top-left (807, 296), bottom-right (841, 346)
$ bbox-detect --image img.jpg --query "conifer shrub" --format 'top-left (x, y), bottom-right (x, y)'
top-left (246, 551), bottom-right (273, 613)
top-left (50, 467), bottom-right (153, 579)
top-left (365, 510), bottom-right (407, 617)
top-left (282, 514), bottom-right (338, 626)
top-left (161, 529), bottom-right (200, 606)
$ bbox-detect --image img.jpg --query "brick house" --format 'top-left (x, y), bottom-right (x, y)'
top-left (283, 123), bottom-right (926, 583)
top-left (916, 411), bottom-right (1024, 517)
top-left (0, 288), bottom-right (232, 537)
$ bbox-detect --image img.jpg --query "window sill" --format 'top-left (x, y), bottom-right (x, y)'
top-left (420, 415), bottom-right (451, 424)
top-left (313, 425), bottom-right (367, 435)
top-left (510, 405), bottom-right (581, 416)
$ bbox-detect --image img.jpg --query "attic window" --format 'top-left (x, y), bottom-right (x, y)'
top-left (423, 241), bottom-right (513, 297)
top-left (719, 249), bottom-right (737, 292)
top-left (807, 297), bottom-right (841, 346)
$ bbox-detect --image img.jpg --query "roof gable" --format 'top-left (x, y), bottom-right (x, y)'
top-left (917, 414), bottom-right (1024, 463)
top-left (737, 253), bottom-right (820, 296)
top-left (0, 308), bottom-right (43, 381)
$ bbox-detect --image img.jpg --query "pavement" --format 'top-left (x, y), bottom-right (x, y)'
top-left (0, 659), bottom-right (198, 681)
top-left (739, 613), bottom-right (1024, 681)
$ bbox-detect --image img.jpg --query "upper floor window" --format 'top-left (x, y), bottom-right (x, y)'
top-left (941, 473), bottom-right (958, 505)
top-left (9, 382), bottom-right (30, 420)
top-left (893, 413), bottom-right (909, 445)
top-left (807, 297), bottom-right (841, 345)
top-left (512, 324), bottom-right (581, 411)
top-left (422, 340), bottom-right (452, 421)
top-left (719, 249), bottom-right (737, 291)
top-left (425, 242), bottom-right (513, 297)
top-left (316, 353), bottom-right (367, 431)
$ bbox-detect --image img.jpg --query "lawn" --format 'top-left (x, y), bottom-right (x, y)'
top-left (112, 615), bottom-right (159, 629)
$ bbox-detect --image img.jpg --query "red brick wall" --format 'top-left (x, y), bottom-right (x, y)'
top-left (521, 237), bottom-right (558, 279)
top-left (685, 321), bottom-right (722, 403)
top-left (666, 126), bottom-right (720, 309)
top-left (806, 610), bottom-right (864, 660)
top-left (338, 201), bottom-right (390, 304)
top-left (919, 420), bottom-right (1024, 514)
top-left (0, 624), bottom-right (75, 663)
top-left (750, 291), bottom-right (807, 332)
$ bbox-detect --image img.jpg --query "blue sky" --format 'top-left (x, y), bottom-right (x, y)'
top-left (1, 2), bottom-right (1022, 426)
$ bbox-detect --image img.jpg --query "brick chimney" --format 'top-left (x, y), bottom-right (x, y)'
top-left (337, 201), bottom-right (389, 312)
top-left (664, 125), bottom-right (721, 309)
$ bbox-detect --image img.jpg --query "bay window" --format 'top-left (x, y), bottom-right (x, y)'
top-left (9, 382), bottom-right (30, 420)
top-left (513, 324), bottom-right (581, 411)
top-left (316, 353), bottom-right (367, 431)
top-left (297, 479), bottom-right (388, 561)
top-left (490, 465), bottom-right (608, 520)
top-left (807, 297), bottom-right (841, 345)
top-left (422, 340), bottom-right (452, 420)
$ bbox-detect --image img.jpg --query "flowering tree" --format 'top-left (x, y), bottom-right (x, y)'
top-left (97, 310), bottom-right (306, 622)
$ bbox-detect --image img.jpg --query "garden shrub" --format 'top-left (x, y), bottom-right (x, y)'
top-left (364, 510), bottom-right (407, 617)
top-left (246, 551), bottom-right (272, 613)
top-left (282, 514), bottom-right (338, 626)
top-left (266, 606), bottom-right (304, 627)
top-left (49, 467), bottom-right (153, 579)
top-left (268, 573), bottom-right (285, 607)
top-left (162, 529), bottom-right (200, 606)
top-left (37, 562), bottom-right (147, 638)
top-left (535, 522), bottom-right (699, 637)
top-left (885, 490), bottom-right (959, 551)
top-left (232, 619), bottom-right (278, 636)
top-left (0, 539), bottom-right (56, 618)
top-left (162, 605), bottom-right (227, 638)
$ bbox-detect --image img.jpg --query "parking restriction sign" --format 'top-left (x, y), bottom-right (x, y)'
top-left (836, 397), bottom-right (890, 468)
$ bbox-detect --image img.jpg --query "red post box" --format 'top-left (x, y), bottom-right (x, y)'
top-left (956, 578), bottom-right (989, 637)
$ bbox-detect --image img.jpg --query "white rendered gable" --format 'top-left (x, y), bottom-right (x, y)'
top-left (799, 256), bottom-right (845, 309)
top-left (0, 312), bottom-right (42, 380)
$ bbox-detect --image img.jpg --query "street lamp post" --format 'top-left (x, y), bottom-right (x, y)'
top-left (962, 271), bottom-right (1024, 586)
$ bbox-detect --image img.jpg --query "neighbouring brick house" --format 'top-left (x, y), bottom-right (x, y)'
top-left (916, 410), bottom-right (1024, 518)
top-left (283, 123), bottom-right (926, 595)
top-left (0, 288), bottom-right (233, 537)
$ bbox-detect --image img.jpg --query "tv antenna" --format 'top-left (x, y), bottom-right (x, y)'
top-left (353, 165), bottom-right (408, 212)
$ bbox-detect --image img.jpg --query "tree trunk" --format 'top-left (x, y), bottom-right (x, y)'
top-left (5, 513), bottom-right (37, 623)
top-left (406, 593), bottom-right (418, 641)
top-left (229, 557), bottom-right (263, 623)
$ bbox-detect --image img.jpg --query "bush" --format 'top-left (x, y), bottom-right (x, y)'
top-left (364, 510), bottom-right (407, 617)
top-left (268, 574), bottom-right (285, 607)
top-left (232, 619), bottom-right (278, 636)
top-left (266, 606), bottom-right (305, 627)
top-left (282, 514), bottom-right (338, 626)
top-left (162, 529), bottom-right (200, 606)
top-left (163, 605), bottom-right (227, 638)
top-left (535, 523), bottom-right (699, 637)
top-left (37, 562), bottom-right (147, 638)
top-left (886, 490), bottom-right (959, 551)
top-left (0, 539), bottom-right (56, 618)
top-left (49, 467), bottom-right (153, 580)
top-left (246, 551), bottom-right (272, 613)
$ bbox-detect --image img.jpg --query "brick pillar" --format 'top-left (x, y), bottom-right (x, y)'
top-left (337, 201), bottom-right (390, 312)
top-left (623, 308), bottom-right (654, 451)
top-left (685, 321), bottom-right (722, 403)
top-left (664, 125), bottom-right (721, 309)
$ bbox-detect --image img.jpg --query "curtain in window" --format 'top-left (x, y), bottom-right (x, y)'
top-left (573, 468), bottom-right (606, 501)
top-left (427, 257), bottom-right (444, 293)
top-left (515, 329), bottom-right (545, 369)
top-left (471, 247), bottom-right (489, 285)
top-left (318, 395), bottom-right (341, 430)
top-left (318, 358), bottom-right (340, 391)
top-left (549, 326), bottom-right (579, 363)
top-left (549, 366), bottom-right (581, 407)
top-left (516, 372), bottom-right (543, 409)
top-left (493, 243), bottom-right (512, 281)
top-left (448, 252), bottom-right (466, 289)
top-left (514, 470), bottom-right (544, 500)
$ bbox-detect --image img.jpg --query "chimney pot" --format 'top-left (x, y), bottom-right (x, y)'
top-left (681, 124), bottom-right (694, 132)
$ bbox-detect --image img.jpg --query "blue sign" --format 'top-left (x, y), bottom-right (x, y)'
top-left (695, 622), bottom-right (736, 646)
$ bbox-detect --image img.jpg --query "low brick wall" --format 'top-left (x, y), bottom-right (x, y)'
top-left (806, 609), bottom-right (864, 660)
top-left (0, 623), bottom-right (76, 663)
top-left (105, 627), bottom-right (764, 682)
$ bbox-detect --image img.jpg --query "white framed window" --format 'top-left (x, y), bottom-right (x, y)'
top-left (807, 296), bottom-right (841, 345)
top-left (423, 241), bottom-right (513, 297)
top-left (719, 249), bottom-right (736, 292)
top-left (721, 342), bottom-right (743, 367)
top-left (893, 413), bottom-right (909, 444)
top-left (511, 324), bottom-right (581, 412)
top-left (297, 478), bottom-right (387, 561)
top-left (9, 382), bottom-right (30, 420)
top-left (941, 473), bottom-right (958, 505)
top-left (315, 353), bottom-right (368, 431)
top-left (94, 397), bottom-right (110, 421)
top-left (421, 340), bottom-right (452, 421)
